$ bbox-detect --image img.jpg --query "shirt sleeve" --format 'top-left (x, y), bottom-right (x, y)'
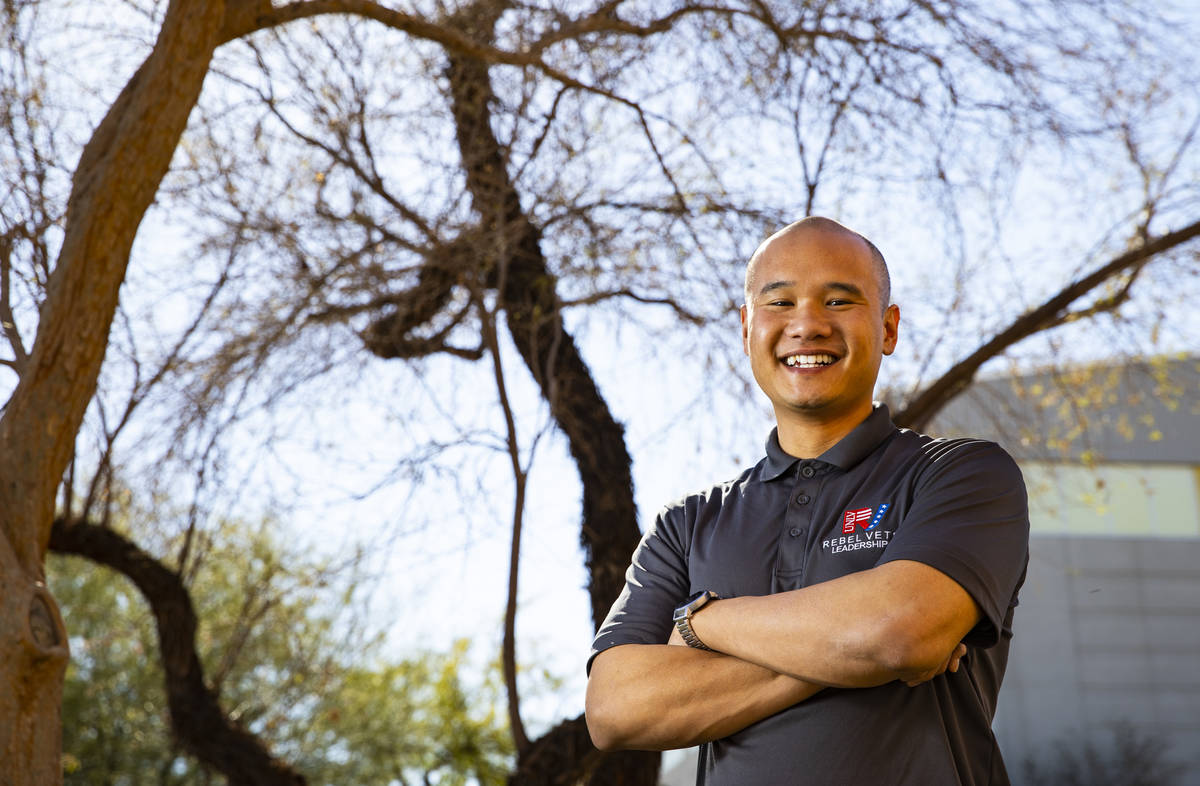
top-left (587, 504), bottom-right (693, 674)
top-left (877, 439), bottom-right (1030, 648)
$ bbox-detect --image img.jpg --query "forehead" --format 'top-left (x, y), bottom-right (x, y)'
top-left (745, 228), bottom-right (878, 296)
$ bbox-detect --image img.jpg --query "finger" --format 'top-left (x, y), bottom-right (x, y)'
top-left (948, 643), bottom-right (967, 673)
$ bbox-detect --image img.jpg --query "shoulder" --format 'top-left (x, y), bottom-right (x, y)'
top-left (889, 430), bottom-right (1024, 487)
top-left (653, 459), bottom-right (770, 531)
top-left (661, 460), bottom-right (768, 514)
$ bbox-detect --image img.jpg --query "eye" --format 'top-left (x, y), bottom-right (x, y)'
top-left (827, 298), bottom-right (852, 306)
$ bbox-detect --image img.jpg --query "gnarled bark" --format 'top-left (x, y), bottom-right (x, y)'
top-left (358, 9), bottom-right (656, 783)
top-left (444, 27), bottom-right (655, 786)
top-left (0, 539), bottom-right (69, 785)
top-left (0, 2), bottom-right (225, 781)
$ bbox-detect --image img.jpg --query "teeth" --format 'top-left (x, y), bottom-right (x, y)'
top-left (785, 354), bottom-right (835, 368)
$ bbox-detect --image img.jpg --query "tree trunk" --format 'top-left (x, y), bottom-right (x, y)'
top-left (0, 2), bottom-right (223, 781)
top-left (0, 539), bottom-right (69, 784)
top-left (440, 20), bottom-right (658, 786)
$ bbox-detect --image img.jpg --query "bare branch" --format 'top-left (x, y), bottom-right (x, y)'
top-left (0, 233), bottom-right (29, 376)
top-left (895, 218), bottom-right (1200, 430)
top-left (477, 288), bottom-right (530, 756)
top-left (560, 289), bottom-right (709, 325)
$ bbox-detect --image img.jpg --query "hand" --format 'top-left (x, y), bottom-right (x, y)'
top-left (667, 623), bottom-right (686, 647)
top-left (904, 642), bottom-right (967, 687)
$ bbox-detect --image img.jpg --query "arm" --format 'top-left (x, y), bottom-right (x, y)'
top-left (585, 503), bottom-right (826, 752)
top-left (586, 499), bottom-right (823, 752)
top-left (586, 591), bottom-right (967, 751)
top-left (687, 440), bottom-right (1030, 687)
top-left (586, 506), bottom-right (982, 749)
top-left (690, 559), bottom-right (980, 687)
top-left (586, 638), bottom-right (822, 751)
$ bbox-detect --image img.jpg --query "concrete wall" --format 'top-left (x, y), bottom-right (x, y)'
top-left (994, 535), bottom-right (1200, 784)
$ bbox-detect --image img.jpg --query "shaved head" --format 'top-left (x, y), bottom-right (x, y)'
top-left (745, 217), bottom-right (891, 311)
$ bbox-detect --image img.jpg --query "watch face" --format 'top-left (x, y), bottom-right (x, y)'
top-left (682, 590), bottom-right (716, 614)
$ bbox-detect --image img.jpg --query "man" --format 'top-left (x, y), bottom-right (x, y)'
top-left (585, 217), bottom-right (1029, 785)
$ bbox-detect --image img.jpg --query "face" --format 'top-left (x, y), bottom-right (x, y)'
top-left (740, 226), bottom-right (899, 431)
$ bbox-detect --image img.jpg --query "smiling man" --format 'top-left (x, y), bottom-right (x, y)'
top-left (585, 217), bottom-right (1030, 785)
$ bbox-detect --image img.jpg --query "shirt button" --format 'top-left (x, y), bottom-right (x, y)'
top-left (801, 466), bottom-right (815, 478)
top-left (796, 494), bottom-right (811, 505)
top-left (789, 527), bottom-right (802, 538)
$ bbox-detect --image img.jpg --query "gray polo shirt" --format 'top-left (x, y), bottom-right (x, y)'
top-left (590, 404), bottom-right (1029, 785)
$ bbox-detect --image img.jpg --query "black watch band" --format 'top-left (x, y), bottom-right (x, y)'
top-left (673, 590), bottom-right (720, 651)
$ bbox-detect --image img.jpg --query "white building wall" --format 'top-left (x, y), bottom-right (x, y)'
top-left (994, 535), bottom-right (1200, 784)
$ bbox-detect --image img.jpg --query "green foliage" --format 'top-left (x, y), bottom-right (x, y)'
top-left (56, 548), bottom-right (182, 784)
top-left (292, 641), bottom-right (513, 786)
top-left (51, 519), bottom-right (514, 785)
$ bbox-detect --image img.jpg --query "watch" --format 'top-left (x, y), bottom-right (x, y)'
top-left (673, 590), bottom-right (720, 651)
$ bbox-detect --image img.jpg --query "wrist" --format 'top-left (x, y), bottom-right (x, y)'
top-left (673, 591), bottom-right (720, 651)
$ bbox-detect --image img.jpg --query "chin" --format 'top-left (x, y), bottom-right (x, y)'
top-left (779, 397), bottom-right (836, 414)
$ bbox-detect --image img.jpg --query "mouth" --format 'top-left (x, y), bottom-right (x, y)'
top-left (781, 352), bottom-right (838, 369)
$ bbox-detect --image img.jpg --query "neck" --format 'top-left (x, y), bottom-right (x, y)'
top-left (775, 401), bottom-right (874, 459)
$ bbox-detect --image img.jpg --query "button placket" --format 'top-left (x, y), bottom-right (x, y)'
top-left (781, 465), bottom-right (816, 558)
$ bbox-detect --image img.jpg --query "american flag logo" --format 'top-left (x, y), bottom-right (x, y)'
top-left (842, 503), bottom-right (890, 533)
top-left (842, 508), bottom-right (872, 533)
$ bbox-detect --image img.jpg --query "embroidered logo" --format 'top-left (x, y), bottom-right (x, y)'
top-left (841, 503), bottom-right (890, 533)
top-left (867, 503), bottom-right (890, 530)
top-left (827, 503), bottom-right (893, 554)
top-left (842, 508), bottom-right (871, 533)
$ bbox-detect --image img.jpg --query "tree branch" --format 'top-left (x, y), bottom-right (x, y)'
top-left (0, 232), bottom-right (30, 376)
top-left (358, 242), bottom-right (485, 361)
top-left (441, 15), bottom-right (657, 784)
top-left (49, 517), bottom-right (306, 785)
top-left (895, 218), bottom-right (1200, 430)
top-left (560, 289), bottom-right (709, 325)
top-left (0, 0), bottom-right (224, 571)
top-left (478, 291), bottom-right (531, 756)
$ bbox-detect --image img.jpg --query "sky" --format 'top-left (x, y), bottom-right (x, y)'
top-left (11, 0), bottom-right (1200, 749)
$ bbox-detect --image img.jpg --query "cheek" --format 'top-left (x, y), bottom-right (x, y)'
top-left (750, 327), bottom-right (777, 360)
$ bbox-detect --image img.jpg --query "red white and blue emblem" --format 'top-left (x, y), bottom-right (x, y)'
top-left (841, 503), bottom-right (890, 533)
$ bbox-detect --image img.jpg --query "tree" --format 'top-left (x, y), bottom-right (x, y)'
top-left (52, 515), bottom-right (514, 785)
top-left (2, 1), bottom-right (1198, 784)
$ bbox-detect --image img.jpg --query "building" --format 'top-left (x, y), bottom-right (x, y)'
top-left (931, 356), bottom-right (1200, 784)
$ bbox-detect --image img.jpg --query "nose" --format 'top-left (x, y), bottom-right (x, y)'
top-left (785, 299), bottom-right (832, 340)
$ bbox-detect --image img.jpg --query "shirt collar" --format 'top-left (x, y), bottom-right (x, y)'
top-left (761, 403), bottom-right (897, 480)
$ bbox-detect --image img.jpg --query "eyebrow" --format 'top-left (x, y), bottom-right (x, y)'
top-left (826, 281), bottom-right (866, 298)
top-left (756, 280), bottom-right (867, 298)
top-left (758, 280), bottom-right (795, 295)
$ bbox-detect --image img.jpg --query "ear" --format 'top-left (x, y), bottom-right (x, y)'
top-left (740, 304), bottom-right (750, 356)
top-left (882, 304), bottom-right (900, 356)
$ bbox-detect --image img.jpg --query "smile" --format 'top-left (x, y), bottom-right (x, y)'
top-left (783, 353), bottom-right (837, 368)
